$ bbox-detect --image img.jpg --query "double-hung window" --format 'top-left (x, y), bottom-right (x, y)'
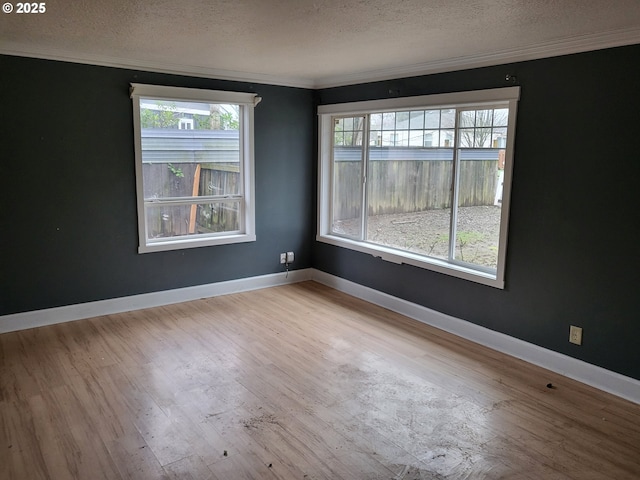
top-left (131, 84), bottom-right (260, 253)
top-left (317, 87), bottom-right (519, 288)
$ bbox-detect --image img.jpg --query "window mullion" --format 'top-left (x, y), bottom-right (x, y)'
top-left (448, 108), bottom-right (461, 262)
top-left (238, 105), bottom-right (246, 197)
top-left (144, 195), bottom-right (242, 205)
top-left (361, 115), bottom-right (370, 241)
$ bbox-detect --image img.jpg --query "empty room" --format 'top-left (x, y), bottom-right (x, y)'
top-left (1, 1), bottom-right (639, 479)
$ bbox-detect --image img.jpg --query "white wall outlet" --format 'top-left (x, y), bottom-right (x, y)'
top-left (569, 325), bottom-right (583, 345)
top-left (286, 251), bottom-right (294, 263)
top-left (280, 253), bottom-right (286, 264)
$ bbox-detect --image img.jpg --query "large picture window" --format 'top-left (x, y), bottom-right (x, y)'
top-left (131, 84), bottom-right (260, 253)
top-left (317, 87), bottom-right (519, 288)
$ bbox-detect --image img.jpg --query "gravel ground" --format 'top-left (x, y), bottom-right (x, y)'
top-left (334, 205), bottom-right (502, 268)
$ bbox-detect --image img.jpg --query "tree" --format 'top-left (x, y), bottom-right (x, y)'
top-left (208, 105), bottom-right (239, 130)
top-left (335, 116), bottom-right (364, 146)
top-left (459, 108), bottom-right (507, 148)
top-left (141, 102), bottom-right (239, 131)
top-left (140, 102), bottom-right (179, 128)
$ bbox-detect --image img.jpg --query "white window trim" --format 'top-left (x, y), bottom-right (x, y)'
top-left (131, 83), bottom-right (260, 254)
top-left (317, 87), bottom-right (520, 289)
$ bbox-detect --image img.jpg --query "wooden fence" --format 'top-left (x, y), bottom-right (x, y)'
top-left (334, 159), bottom-right (499, 220)
top-left (143, 158), bottom-right (499, 236)
top-left (143, 163), bottom-right (240, 238)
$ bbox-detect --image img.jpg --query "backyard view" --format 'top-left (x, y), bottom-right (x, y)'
top-left (331, 107), bottom-right (508, 271)
top-left (333, 205), bottom-right (501, 269)
top-left (139, 99), bottom-right (243, 241)
top-left (139, 100), bottom-right (507, 269)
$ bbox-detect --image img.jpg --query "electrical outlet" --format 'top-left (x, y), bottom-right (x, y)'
top-left (280, 253), bottom-right (286, 264)
top-left (569, 325), bottom-right (583, 345)
top-left (286, 251), bottom-right (294, 263)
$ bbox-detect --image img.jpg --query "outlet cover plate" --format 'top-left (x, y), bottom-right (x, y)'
top-left (569, 325), bottom-right (583, 345)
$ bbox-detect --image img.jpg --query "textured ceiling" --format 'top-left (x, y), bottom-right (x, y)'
top-left (1, 0), bottom-right (640, 87)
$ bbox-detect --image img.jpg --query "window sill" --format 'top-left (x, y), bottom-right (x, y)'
top-left (316, 233), bottom-right (504, 289)
top-left (139, 233), bottom-right (256, 254)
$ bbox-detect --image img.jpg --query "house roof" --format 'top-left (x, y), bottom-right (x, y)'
top-left (1, 0), bottom-right (640, 89)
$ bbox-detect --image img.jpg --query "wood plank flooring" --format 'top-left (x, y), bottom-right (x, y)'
top-left (1, 281), bottom-right (639, 479)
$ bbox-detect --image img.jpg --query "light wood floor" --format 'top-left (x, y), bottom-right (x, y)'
top-left (1, 282), bottom-right (639, 479)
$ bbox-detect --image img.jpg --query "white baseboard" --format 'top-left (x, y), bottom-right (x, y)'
top-left (310, 269), bottom-right (640, 405)
top-left (0, 269), bottom-right (313, 335)
top-left (3, 267), bottom-right (637, 404)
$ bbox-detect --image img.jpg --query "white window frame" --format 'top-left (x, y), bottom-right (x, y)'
top-left (317, 87), bottom-right (520, 288)
top-left (131, 83), bottom-right (260, 253)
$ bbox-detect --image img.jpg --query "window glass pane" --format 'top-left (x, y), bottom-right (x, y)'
top-left (424, 130), bottom-right (439, 147)
top-left (381, 131), bottom-right (395, 146)
top-left (347, 117), bottom-right (365, 146)
top-left (382, 112), bottom-right (396, 130)
top-left (441, 109), bottom-right (455, 128)
top-left (423, 133), bottom-right (433, 147)
top-left (343, 130), bottom-right (361, 146)
top-left (332, 116), bottom-right (365, 239)
top-left (493, 108), bottom-right (509, 126)
top-left (146, 201), bottom-right (240, 240)
top-left (458, 128), bottom-right (475, 147)
top-left (454, 147), bottom-right (502, 269)
top-left (142, 162), bottom-right (240, 200)
top-left (492, 127), bottom-right (507, 148)
top-left (476, 109), bottom-right (493, 127)
top-left (459, 110), bottom-right (475, 128)
top-left (409, 131), bottom-right (424, 147)
top-left (396, 111), bottom-right (410, 129)
top-left (475, 128), bottom-right (492, 147)
top-left (342, 117), bottom-right (353, 130)
top-left (370, 113), bottom-right (382, 130)
top-left (395, 130), bottom-right (409, 147)
top-left (140, 99), bottom-right (241, 200)
top-left (197, 201), bottom-right (241, 233)
top-left (440, 129), bottom-right (454, 147)
top-left (370, 130), bottom-right (382, 146)
top-left (409, 111), bottom-right (424, 129)
top-left (334, 131), bottom-right (344, 146)
top-left (142, 162), bottom-right (192, 199)
top-left (425, 110), bottom-right (440, 129)
top-left (366, 147), bottom-right (453, 260)
top-left (200, 164), bottom-right (241, 197)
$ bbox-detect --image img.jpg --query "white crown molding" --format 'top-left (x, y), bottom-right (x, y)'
top-left (0, 43), bottom-right (317, 89)
top-left (314, 27), bottom-right (640, 88)
top-left (2, 27), bottom-right (640, 90)
top-left (310, 270), bottom-right (640, 405)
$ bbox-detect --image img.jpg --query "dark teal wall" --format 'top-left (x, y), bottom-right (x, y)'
top-left (0, 56), bottom-right (315, 314)
top-left (2, 45), bottom-right (639, 381)
top-left (314, 44), bottom-right (640, 380)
